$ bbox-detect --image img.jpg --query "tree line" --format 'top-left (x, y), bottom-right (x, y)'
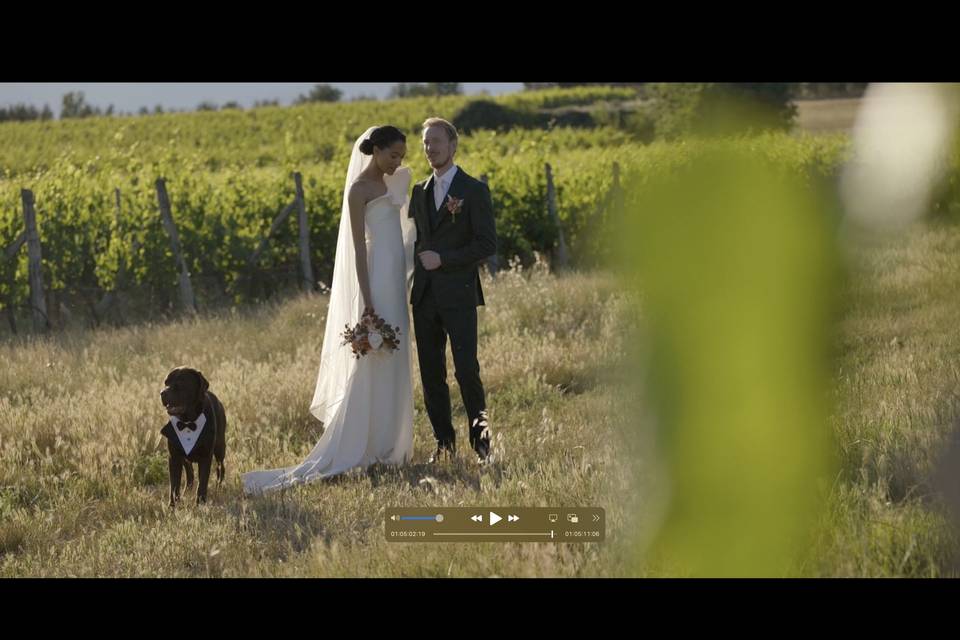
top-left (0, 83), bottom-right (469, 123)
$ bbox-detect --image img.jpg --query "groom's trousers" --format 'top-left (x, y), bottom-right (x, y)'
top-left (412, 282), bottom-right (486, 446)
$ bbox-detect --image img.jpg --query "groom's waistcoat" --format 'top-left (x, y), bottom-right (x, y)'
top-left (409, 167), bottom-right (497, 309)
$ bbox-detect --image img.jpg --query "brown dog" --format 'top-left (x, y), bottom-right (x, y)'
top-left (159, 367), bottom-right (227, 506)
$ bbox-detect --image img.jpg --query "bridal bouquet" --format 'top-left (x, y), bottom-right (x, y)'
top-left (342, 308), bottom-right (401, 359)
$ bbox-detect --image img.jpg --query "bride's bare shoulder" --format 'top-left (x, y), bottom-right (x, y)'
top-left (350, 177), bottom-right (391, 206)
top-left (349, 178), bottom-right (370, 194)
top-left (348, 179), bottom-right (375, 202)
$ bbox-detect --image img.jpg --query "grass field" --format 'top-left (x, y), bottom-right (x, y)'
top-left (3, 216), bottom-right (960, 576)
top-left (0, 262), bottom-right (645, 577)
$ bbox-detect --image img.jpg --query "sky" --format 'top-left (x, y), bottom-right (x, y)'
top-left (0, 83), bottom-right (526, 117)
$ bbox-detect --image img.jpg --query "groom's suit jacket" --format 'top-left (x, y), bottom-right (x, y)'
top-left (408, 166), bottom-right (497, 309)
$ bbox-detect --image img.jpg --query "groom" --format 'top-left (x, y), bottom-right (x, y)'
top-left (409, 117), bottom-right (497, 464)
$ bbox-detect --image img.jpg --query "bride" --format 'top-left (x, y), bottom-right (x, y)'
top-left (243, 125), bottom-right (417, 495)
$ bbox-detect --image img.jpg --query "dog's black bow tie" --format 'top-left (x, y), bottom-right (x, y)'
top-left (176, 421), bottom-right (197, 432)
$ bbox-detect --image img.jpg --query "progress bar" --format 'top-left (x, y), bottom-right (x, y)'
top-left (433, 532), bottom-right (555, 538)
top-left (385, 507), bottom-right (604, 543)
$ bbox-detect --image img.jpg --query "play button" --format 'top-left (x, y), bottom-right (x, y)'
top-left (489, 511), bottom-right (502, 526)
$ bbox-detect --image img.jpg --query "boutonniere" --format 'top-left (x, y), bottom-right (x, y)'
top-left (445, 194), bottom-right (464, 222)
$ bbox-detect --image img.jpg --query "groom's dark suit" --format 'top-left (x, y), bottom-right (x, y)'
top-left (408, 165), bottom-right (497, 454)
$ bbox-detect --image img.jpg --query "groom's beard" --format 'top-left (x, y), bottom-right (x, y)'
top-left (428, 152), bottom-right (453, 171)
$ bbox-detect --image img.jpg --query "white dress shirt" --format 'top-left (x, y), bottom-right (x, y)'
top-left (433, 164), bottom-right (459, 210)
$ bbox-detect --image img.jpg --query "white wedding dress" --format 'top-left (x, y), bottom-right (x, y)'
top-left (242, 128), bottom-right (416, 495)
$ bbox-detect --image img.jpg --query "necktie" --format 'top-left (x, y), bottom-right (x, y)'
top-left (435, 175), bottom-right (445, 210)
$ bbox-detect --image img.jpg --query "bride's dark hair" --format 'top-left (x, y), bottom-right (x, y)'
top-left (359, 126), bottom-right (406, 155)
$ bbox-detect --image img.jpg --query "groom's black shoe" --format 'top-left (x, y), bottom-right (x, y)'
top-left (429, 439), bottom-right (456, 464)
top-left (470, 411), bottom-right (492, 463)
